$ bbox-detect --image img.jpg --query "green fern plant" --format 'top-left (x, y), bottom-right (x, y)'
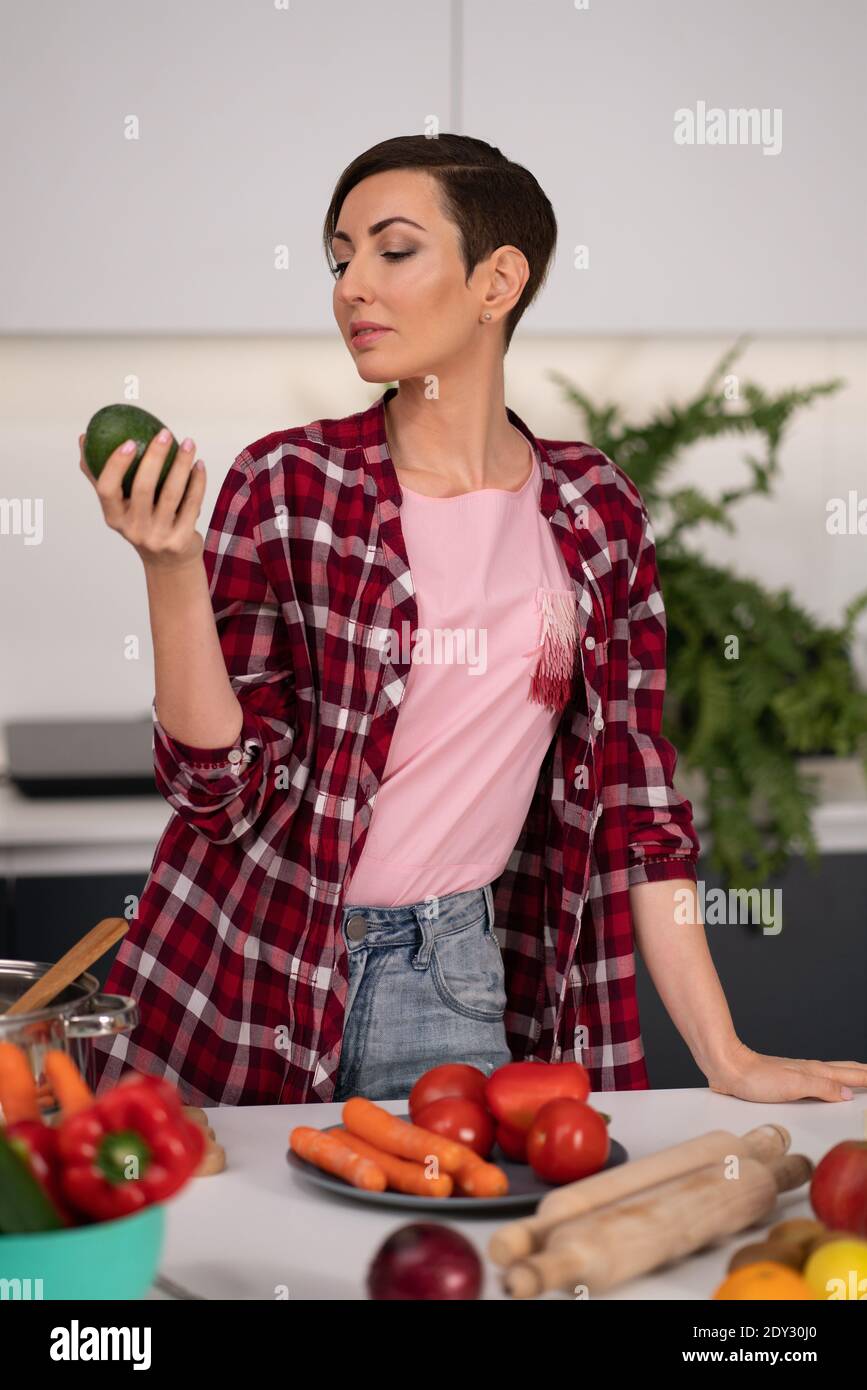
top-left (550, 337), bottom-right (867, 889)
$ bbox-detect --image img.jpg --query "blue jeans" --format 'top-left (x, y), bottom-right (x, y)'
top-left (334, 882), bottom-right (513, 1102)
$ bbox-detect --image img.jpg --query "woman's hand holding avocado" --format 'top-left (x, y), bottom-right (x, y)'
top-left (79, 423), bottom-right (243, 748)
top-left (79, 427), bottom-right (207, 570)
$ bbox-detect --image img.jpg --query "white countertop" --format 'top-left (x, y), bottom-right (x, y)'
top-left (0, 782), bottom-right (171, 875)
top-left (153, 1088), bottom-right (863, 1301)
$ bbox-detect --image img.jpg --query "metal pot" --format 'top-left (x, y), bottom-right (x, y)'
top-left (0, 959), bottom-right (138, 1110)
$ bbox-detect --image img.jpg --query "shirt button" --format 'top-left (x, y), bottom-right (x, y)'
top-left (593, 714), bottom-right (604, 731)
top-left (552, 1044), bottom-right (563, 1062)
top-left (584, 635), bottom-right (596, 651)
top-left (227, 749), bottom-right (243, 764)
top-left (346, 914), bottom-right (367, 943)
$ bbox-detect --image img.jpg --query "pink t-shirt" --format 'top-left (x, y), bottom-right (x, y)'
top-left (343, 430), bottom-right (578, 908)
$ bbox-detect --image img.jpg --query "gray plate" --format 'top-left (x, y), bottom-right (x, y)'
top-left (286, 1114), bottom-right (628, 1213)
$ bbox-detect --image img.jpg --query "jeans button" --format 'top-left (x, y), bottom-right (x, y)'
top-left (346, 914), bottom-right (367, 943)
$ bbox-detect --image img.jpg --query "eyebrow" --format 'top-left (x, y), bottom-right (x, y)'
top-left (331, 216), bottom-right (427, 247)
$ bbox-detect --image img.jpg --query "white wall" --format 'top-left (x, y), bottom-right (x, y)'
top-left (1, 335), bottom-right (865, 724)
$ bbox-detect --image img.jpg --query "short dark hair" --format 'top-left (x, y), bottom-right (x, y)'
top-left (322, 134), bottom-right (557, 352)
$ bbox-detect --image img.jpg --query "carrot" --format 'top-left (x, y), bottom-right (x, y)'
top-left (330, 1127), bottom-right (454, 1198)
top-left (455, 1158), bottom-right (509, 1199)
top-left (0, 1042), bottom-right (40, 1125)
top-left (43, 1050), bottom-right (94, 1117)
top-left (290, 1125), bottom-right (387, 1192)
top-left (342, 1097), bottom-right (482, 1175)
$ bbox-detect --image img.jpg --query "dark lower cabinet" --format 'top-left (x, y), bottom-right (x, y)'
top-left (2, 874), bottom-right (149, 987)
top-left (3, 853), bottom-right (865, 1087)
top-left (636, 853), bottom-right (867, 1088)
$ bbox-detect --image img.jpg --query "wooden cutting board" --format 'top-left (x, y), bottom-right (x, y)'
top-left (183, 1106), bottom-right (226, 1176)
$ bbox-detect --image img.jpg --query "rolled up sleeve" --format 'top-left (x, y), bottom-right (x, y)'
top-left (152, 458), bottom-right (298, 844)
top-left (625, 501), bottom-right (701, 887)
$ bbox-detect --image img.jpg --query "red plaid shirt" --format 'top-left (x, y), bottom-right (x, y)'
top-left (92, 386), bottom-right (700, 1104)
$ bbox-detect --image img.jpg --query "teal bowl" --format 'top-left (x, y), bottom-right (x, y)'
top-left (0, 1203), bottom-right (165, 1300)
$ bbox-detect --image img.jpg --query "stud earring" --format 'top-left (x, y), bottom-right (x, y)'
top-left (482, 312), bottom-right (492, 321)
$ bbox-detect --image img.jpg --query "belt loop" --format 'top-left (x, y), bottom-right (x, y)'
top-left (412, 897), bottom-right (437, 969)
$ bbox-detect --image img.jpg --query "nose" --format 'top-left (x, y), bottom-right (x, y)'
top-left (333, 255), bottom-right (374, 306)
top-left (336, 283), bottom-right (371, 313)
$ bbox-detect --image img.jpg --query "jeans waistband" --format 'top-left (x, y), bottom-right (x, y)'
top-left (341, 882), bottom-right (494, 948)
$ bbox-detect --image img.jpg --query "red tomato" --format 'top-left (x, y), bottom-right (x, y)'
top-left (413, 1098), bottom-right (494, 1159)
top-left (485, 1061), bottom-right (590, 1132)
top-left (495, 1121), bottom-right (529, 1164)
top-left (526, 1098), bottom-right (610, 1185)
top-left (408, 1064), bottom-right (488, 1121)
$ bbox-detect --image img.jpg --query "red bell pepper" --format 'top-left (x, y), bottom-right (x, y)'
top-left (56, 1072), bottom-right (205, 1221)
top-left (485, 1061), bottom-right (591, 1132)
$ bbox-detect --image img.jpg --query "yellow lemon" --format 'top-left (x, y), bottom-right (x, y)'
top-left (803, 1237), bottom-right (867, 1300)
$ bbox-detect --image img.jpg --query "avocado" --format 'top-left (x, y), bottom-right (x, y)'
top-left (84, 403), bottom-right (178, 499)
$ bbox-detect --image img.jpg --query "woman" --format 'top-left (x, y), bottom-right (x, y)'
top-left (83, 134), bottom-right (864, 1106)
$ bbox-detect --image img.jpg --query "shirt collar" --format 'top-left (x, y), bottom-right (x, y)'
top-left (360, 385), bottom-right (561, 519)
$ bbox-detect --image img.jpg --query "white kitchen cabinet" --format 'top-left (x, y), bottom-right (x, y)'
top-left (2, 0), bottom-right (863, 333)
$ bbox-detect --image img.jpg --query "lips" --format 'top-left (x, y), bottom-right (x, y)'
top-left (350, 324), bottom-right (393, 348)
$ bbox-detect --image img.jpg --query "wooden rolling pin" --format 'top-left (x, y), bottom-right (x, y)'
top-left (504, 1151), bottom-right (813, 1298)
top-left (489, 1124), bottom-right (790, 1266)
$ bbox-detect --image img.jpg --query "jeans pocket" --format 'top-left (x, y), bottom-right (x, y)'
top-left (430, 911), bottom-right (508, 1022)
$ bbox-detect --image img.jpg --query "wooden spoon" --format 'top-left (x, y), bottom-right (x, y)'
top-left (3, 917), bottom-right (129, 1017)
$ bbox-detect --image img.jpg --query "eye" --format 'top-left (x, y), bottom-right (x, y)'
top-left (331, 250), bottom-right (415, 279)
